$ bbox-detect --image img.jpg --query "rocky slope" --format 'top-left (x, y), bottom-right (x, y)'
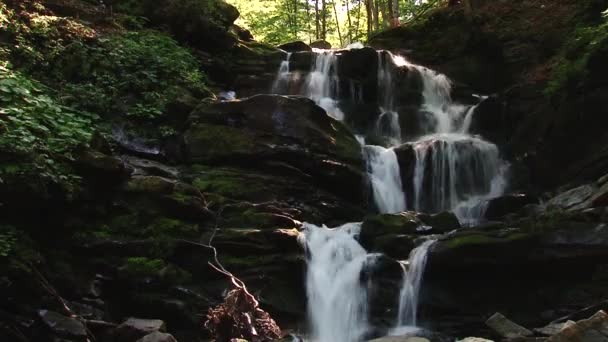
top-left (1, 0), bottom-right (608, 342)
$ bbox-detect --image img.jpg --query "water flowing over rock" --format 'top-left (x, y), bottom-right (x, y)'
top-left (299, 223), bottom-right (371, 342)
top-left (365, 145), bottom-right (407, 213)
top-left (395, 240), bottom-right (436, 329)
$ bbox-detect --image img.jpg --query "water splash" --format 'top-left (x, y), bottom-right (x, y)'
top-left (271, 52), bottom-right (292, 94)
top-left (305, 50), bottom-right (344, 121)
top-left (299, 223), bottom-right (371, 342)
top-left (364, 145), bottom-right (406, 213)
top-left (395, 239), bottom-right (436, 329)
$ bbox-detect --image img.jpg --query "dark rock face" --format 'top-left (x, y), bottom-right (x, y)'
top-left (38, 310), bottom-right (88, 340)
top-left (279, 41), bottom-right (312, 52)
top-left (310, 40), bottom-right (332, 49)
top-left (183, 94), bottom-right (366, 219)
top-left (484, 193), bottom-right (537, 220)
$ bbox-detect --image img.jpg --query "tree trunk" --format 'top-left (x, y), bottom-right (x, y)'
top-left (380, 0), bottom-right (389, 28)
top-left (322, 0), bottom-right (327, 40)
top-left (463, 0), bottom-right (473, 21)
top-left (333, 0), bottom-right (343, 47)
top-left (346, 0), bottom-right (353, 43)
top-left (315, 0), bottom-right (320, 39)
top-left (373, 0), bottom-right (379, 31)
top-left (365, 0), bottom-right (372, 37)
top-left (354, 0), bottom-right (363, 40)
top-left (391, 0), bottom-right (399, 27)
top-left (306, 0), bottom-right (313, 43)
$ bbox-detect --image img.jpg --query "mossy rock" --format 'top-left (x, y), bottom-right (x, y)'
top-left (360, 212), bottom-right (422, 248)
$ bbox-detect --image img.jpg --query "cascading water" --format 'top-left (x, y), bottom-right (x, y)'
top-left (404, 63), bottom-right (508, 225)
top-left (364, 145), bottom-right (406, 213)
top-left (394, 240), bottom-right (436, 330)
top-left (270, 45), bottom-right (510, 340)
top-left (305, 50), bottom-right (345, 121)
top-left (299, 223), bottom-right (371, 342)
top-left (271, 52), bottom-right (292, 94)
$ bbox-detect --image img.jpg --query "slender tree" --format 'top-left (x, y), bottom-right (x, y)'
top-left (321, 0), bottom-right (327, 39)
top-left (345, 0), bottom-right (353, 43)
top-left (332, 0), bottom-right (343, 46)
top-left (315, 0), bottom-right (320, 39)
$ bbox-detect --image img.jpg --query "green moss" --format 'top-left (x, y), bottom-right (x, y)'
top-left (123, 257), bottom-right (165, 278)
top-left (185, 123), bottom-right (258, 161)
top-left (192, 167), bottom-right (269, 201)
top-left (445, 231), bottom-right (530, 249)
top-left (545, 20), bottom-right (608, 98)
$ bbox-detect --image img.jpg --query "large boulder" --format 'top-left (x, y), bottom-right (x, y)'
top-left (547, 311), bottom-right (608, 342)
top-left (279, 41), bottom-right (312, 52)
top-left (139, 0), bottom-right (239, 51)
top-left (183, 95), bottom-right (365, 205)
top-left (115, 318), bottom-right (166, 342)
top-left (310, 40), bottom-right (331, 49)
top-left (484, 193), bottom-right (537, 220)
top-left (38, 310), bottom-right (88, 340)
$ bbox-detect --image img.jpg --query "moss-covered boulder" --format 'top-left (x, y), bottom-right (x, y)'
top-left (183, 95), bottom-right (365, 208)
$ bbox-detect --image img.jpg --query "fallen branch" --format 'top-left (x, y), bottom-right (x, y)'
top-left (201, 207), bottom-right (281, 342)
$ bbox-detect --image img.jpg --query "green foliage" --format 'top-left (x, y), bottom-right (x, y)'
top-left (57, 31), bottom-right (210, 120)
top-left (0, 226), bottom-right (17, 257)
top-left (0, 64), bottom-right (96, 188)
top-left (123, 257), bottom-right (165, 277)
top-left (545, 16), bottom-right (608, 98)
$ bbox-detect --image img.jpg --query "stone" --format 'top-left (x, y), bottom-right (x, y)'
top-left (548, 185), bottom-right (596, 210)
top-left (458, 338), bottom-right (494, 342)
top-left (115, 318), bottom-right (166, 342)
top-left (418, 211), bottom-right (461, 233)
top-left (485, 312), bottom-right (533, 339)
top-left (310, 40), bottom-right (331, 49)
top-left (485, 194), bottom-right (537, 220)
top-left (368, 337), bottom-right (430, 342)
top-left (136, 331), bottom-right (178, 342)
top-left (38, 310), bottom-right (87, 340)
top-left (360, 212), bottom-right (423, 247)
top-left (534, 321), bottom-right (574, 336)
top-left (548, 311), bottom-right (608, 342)
top-left (278, 41), bottom-right (312, 52)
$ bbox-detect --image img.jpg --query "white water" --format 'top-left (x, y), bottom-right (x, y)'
top-left (395, 240), bottom-right (436, 329)
top-left (364, 145), bottom-right (406, 213)
top-left (305, 50), bottom-right (345, 121)
top-left (394, 55), bottom-right (508, 225)
top-left (271, 52), bottom-right (292, 94)
top-left (299, 223), bottom-right (371, 342)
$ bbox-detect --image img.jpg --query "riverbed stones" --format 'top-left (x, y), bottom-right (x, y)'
top-left (38, 310), bottom-right (87, 340)
top-left (485, 312), bottom-right (533, 339)
top-left (115, 318), bottom-right (166, 342)
top-left (135, 331), bottom-right (178, 342)
top-left (547, 311), bottom-right (608, 342)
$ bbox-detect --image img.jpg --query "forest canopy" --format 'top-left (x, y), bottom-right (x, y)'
top-left (227, 0), bottom-right (450, 47)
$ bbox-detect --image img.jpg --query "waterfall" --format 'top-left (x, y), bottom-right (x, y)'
top-left (271, 52), bottom-right (292, 94)
top-left (394, 240), bottom-right (436, 330)
top-left (405, 62), bottom-right (507, 225)
top-left (299, 223), bottom-right (372, 342)
top-left (364, 145), bottom-right (406, 213)
top-left (305, 50), bottom-right (344, 121)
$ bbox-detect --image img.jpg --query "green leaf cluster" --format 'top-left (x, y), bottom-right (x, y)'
top-left (56, 31), bottom-right (210, 120)
top-left (545, 17), bottom-right (608, 98)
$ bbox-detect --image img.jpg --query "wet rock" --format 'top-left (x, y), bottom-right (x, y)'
top-left (183, 95), bottom-right (365, 208)
top-left (74, 149), bottom-right (132, 183)
top-left (360, 212), bottom-right (422, 247)
top-left (136, 331), bottom-right (178, 342)
top-left (279, 41), bottom-right (312, 52)
top-left (547, 311), bottom-right (608, 342)
top-left (310, 40), bottom-right (331, 49)
top-left (548, 184), bottom-right (596, 210)
top-left (485, 194), bottom-right (537, 220)
top-left (485, 312), bottom-right (533, 339)
top-left (115, 318), bottom-right (166, 342)
top-left (368, 337), bottom-right (430, 342)
top-left (534, 321), bottom-right (574, 336)
top-left (459, 338), bottom-right (493, 342)
top-left (417, 211), bottom-right (461, 233)
top-left (38, 310), bottom-right (87, 340)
